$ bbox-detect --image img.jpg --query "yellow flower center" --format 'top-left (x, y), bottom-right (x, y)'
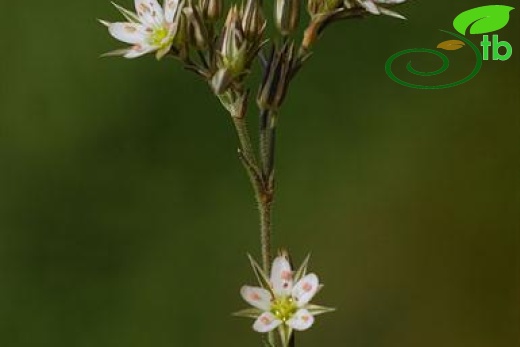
top-left (149, 27), bottom-right (171, 47)
top-left (271, 297), bottom-right (298, 322)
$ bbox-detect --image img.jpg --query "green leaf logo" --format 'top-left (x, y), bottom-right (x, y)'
top-left (453, 5), bottom-right (515, 35)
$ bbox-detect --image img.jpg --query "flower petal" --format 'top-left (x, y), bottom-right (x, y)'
top-left (374, 0), bottom-right (406, 4)
top-left (357, 0), bottom-right (381, 15)
top-left (134, 0), bottom-right (165, 27)
top-left (286, 309), bottom-right (314, 331)
top-left (379, 7), bottom-right (407, 20)
top-left (253, 312), bottom-right (282, 333)
top-left (240, 286), bottom-right (272, 311)
top-left (108, 22), bottom-right (147, 44)
top-left (124, 44), bottom-right (155, 58)
top-left (292, 273), bottom-right (319, 306)
top-left (164, 0), bottom-right (181, 23)
top-left (270, 255), bottom-right (293, 296)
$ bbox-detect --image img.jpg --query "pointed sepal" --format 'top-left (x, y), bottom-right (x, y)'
top-left (247, 254), bottom-right (275, 296)
top-left (233, 307), bottom-right (264, 318)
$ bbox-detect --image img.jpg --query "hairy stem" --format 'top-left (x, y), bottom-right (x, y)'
top-left (232, 116), bottom-right (258, 168)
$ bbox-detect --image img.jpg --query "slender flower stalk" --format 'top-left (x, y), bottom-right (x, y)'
top-left (99, 0), bottom-right (409, 346)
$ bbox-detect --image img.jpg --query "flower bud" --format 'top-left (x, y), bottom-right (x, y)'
top-left (184, 3), bottom-right (207, 49)
top-left (275, 0), bottom-right (301, 35)
top-left (219, 7), bottom-right (247, 74)
top-left (257, 43), bottom-right (296, 110)
top-left (200, 0), bottom-right (223, 22)
top-left (241, 0), bottom-right (266, 41)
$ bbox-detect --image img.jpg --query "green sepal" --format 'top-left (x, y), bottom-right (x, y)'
top-left (247, 254), bottom-right (275, 296)
top-left (232, 308), bottom-right (263, 318)
top-left (112, 2), bottom-right (141, 23)
top-left (305, 304), bottom-right (336, 316)
top-left (293, 253), bottom-right (311, 283)
top-left (278, 325), bottom-right (293, 347)
top-left (262, 337), bottom-right (276, 347)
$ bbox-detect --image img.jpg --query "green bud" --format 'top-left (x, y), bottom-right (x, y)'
top-left (219, 7), bottom-right (247, 74)
top-left (257, 43), bottom-right (296, 110)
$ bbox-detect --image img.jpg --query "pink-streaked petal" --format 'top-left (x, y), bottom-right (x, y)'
top-left (108, 22), bottom-right (147, 44)
top-left (286, 309), bottom-right (314, 331)
top-left (240, 286), bottom-right (272, 311)
top-left (123, 44), bottom-right (155, 58)
top-left (253, 312), bottom-right (282, 333)
top-left (134, 0), bottom-right (164, 27)
top-left (270, 255), bottom-right (293, 296)
top-left (292, 273), bottom-right (319, 307)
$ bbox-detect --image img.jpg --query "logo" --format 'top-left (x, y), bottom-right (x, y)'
top-left (385, 5), bottom-right (515, 90)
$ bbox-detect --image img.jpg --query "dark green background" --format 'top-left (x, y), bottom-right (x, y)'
top-left (0, 1), bottom-right (518, 346)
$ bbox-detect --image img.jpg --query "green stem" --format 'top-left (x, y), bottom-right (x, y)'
top-left (229, 101), bottom-right (277, 347)
top-left (232, 116), bottom-right (257, 168)
top-left (258, 191), bottom-right (273, 273)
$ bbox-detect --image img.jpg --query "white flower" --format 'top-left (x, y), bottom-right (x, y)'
top-left (236, 252), bottom-right (334, 346)
top-left (100, 0), bottom-right (184, 59)
top-left (346, 0), bottom-right (407, 20)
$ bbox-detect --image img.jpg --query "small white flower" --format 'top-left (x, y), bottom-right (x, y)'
top-left (346, 0), bottom-right (407, 20)
top-left (100, 0), bottom-right (184, 59)
top-left (236, 252), bottom-right (334, 346)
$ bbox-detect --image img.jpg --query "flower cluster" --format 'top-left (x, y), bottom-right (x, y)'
top-left (99, 1), bottom-right (409, 347)
top-left (235, 252), bottom-right (334, 346)
top-left (100, 0), bottom-right (407, 62)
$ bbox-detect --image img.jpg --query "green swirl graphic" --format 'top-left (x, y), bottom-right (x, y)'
top-left (385, 30), bottom-right (483, 90)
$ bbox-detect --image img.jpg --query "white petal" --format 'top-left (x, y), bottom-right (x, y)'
top-left (292, 273), bottom-right (319, 307)
top-left (374, 0), bottom-right (406, 4)
top-left (164, 0), bottom-right (181, 23)
top-left (124, 44), bottom-right (155, 58)
top-left (286, 309), bottom-right (314, 331)
top-left (358, 0), bottom-right (381, 14)
top-left (240, 286), bottom-right (272, 311)
top-left (108, 22), bottom-right (148, 44)
top-left (270, 255), bottom-right (293, 296)
top-left (253, 312), bottom-right (282, 333)
top-left (134, 0), bottom-right (165, 27)
top-left (379, 7), bottom-right (407, 20)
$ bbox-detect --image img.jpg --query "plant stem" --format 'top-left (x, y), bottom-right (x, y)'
top-left (232, 116), bottom-right (257, 168)
top-left (258, 188), bottom-right (273, 273)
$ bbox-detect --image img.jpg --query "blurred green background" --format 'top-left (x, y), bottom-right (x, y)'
top-left (0, 1), bottom-right (518, 346)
